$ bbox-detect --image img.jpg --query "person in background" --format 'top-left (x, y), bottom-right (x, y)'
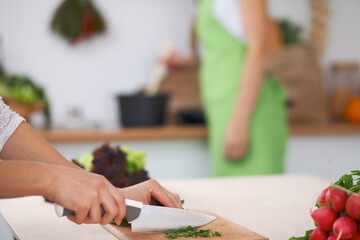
top-left (165, 0), bottom-right (288, 176)
top-left (0, 97), bottom-right (182, 225)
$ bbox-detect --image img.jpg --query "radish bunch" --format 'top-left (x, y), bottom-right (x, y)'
top-left (290, 170), bottom-right (360, 240)
top-left (311, 187), bottom-right (359, 239)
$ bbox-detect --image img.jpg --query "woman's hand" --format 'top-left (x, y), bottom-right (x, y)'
top-left (47, 166), bottom-right (126, 225)
top-left (223, 120), bottom-right (249, 161)
top-left (161, 52), bottom-right (199, 70)
top-left (120, 179), bottom-right (182, 209)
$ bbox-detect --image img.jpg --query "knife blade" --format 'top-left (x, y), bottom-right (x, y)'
top-left (54, 199), bottom-right (216, 232)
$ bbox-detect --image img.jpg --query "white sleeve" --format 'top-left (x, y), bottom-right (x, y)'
top-left (212, 0), bottom-right (247, 43)
top-left (0, 97), bottom-right (25, 152)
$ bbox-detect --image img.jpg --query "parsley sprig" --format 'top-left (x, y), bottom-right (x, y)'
top-left (165, 226), bottom-right (221, 239)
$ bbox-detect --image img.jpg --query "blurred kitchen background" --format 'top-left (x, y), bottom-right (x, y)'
top-left (0, 0), bottom-right (360, 238)
top-left (0, 0), bottom-right (359, 180)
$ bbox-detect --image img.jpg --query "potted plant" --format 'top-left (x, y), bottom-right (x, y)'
top-left (0, 75), bottom-right (51, 127)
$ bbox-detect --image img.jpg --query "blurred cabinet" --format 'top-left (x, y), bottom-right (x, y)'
top-left (267, 44), bottom-right (328, 124)
top-left (159, 68), bottom-right (203, 124)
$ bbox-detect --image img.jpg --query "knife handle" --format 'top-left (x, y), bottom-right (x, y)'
top-left (55, 204), bottom-right (105, 217)
top-left (55, 199), bottom-right (143, 223)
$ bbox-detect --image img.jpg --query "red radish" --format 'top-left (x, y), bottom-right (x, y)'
top-left (311, 206), bottom-right (338, 231)
top-left (345, 194), bottom-right (360, 220)
top-left (332, 216), bottom-right (358, 239)
top-left (327, 235), bottom-right (345, 240)
top-left (319, 188), bottom-right (329, 206)
top-left (310, 227), bottom-right (329, 240)
top-left (326, 187), bottom-right (348, 213)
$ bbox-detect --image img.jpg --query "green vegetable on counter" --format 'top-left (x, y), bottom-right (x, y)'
top-left (121, 146), bottom-right (146, 174)
top-left (165, 226), bottom-right (221, 239)
top-left (75, 146), bottom-right (147, 174)
top-left (76, 152), bottom-right (94, 172)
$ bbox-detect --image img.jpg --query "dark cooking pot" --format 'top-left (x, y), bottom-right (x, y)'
top-left (117, 94), bottom-right (168, 127)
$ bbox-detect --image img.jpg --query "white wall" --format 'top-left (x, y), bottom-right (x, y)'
top-left (0, 0), bottom-right (359, 128)
top-left (0, 0), bottom-right (195, 128)
top-left (268, 0), bottom-right (360, 66)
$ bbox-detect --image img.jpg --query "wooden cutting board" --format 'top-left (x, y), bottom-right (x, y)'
top-left (103, 211), bottom-right (268, 240)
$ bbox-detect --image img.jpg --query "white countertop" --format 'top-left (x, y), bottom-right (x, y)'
top-left (0, 174), bottom-right (329, 240)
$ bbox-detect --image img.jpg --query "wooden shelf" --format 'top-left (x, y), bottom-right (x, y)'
top-left (38, 125), bottom-right (208, 143)
top-left (291, 123), bottom-right (360, 136)
top-left (38, 124), bottom-right (360, 143)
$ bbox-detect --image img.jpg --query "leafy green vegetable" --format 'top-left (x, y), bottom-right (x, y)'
top-left (73, 144), bottom-right (150, 188)
top-left (76, 152), bottom-right (94, 171)
top-left (334, 174), bottom-right (354, 189)
top-left (76, 146), bottom-right (147, 174)
top-left (110, 218), bottom-right (130, 226)
top-left (289, 230), bottom-right (313, 240)
top-left (0, 63), bottom-right (5, 77)
top-left (0, 75), bottom-right (44, 104)
top-left (278, 19), bottom-right (302, 45)
top-left (121, 146), bottom-right (146, 174)
top-left (181, 200), bottom-right (185, 205)
top-left (333, 170), bottom-right (360, 193)
top-left (0, 75), bottom-right (51, 127)
top-left (165, 226), bottom-right (221, 239)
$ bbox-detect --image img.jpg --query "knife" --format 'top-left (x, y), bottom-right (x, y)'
top-left (54, 199), bottom-right (216, 232)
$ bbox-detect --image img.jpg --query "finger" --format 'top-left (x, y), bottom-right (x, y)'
top-left (229, 146), bottom-right (240, 161)
top-left (99, 188), bottom-right (118, 225)
top-left (148, 179), bottom-right (182, 208)
top-left (161, 188), bottom-right (182, 208)
top-left (169, 192), bottom-right (182, 208)
top-left (236, 141), bottom-right (248, 159)
top-left (84, 201), bottom-right (101, 224)
top-left (158, 56), bottom-right (170, 64)
top-left (67, 204), bottom-right (89, 225)
top-left (224, 143), bottom-right (235, 160)
top-left (112, 188), bottom-right (126, 225)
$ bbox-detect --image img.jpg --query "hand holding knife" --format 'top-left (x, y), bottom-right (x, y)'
top-left (55, 199), bottom-right (216, 233)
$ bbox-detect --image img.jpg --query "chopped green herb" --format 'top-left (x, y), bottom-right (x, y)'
top-left (165, 226), bottom-right (221, 239)
top-left (181, 200), bottom-right (185, 205)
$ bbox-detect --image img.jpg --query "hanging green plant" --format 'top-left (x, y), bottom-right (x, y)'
top-left (50, 0), bottom-right (106, 45)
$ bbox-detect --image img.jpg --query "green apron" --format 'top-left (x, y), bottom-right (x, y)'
top-left (196, 0), bottom-right (288, 176)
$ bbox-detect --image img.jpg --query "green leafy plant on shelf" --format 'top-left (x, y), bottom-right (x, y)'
top-left (0, 75), bottom-right (51, 128)
top-left (278, 19), bottom-right (302, 46)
